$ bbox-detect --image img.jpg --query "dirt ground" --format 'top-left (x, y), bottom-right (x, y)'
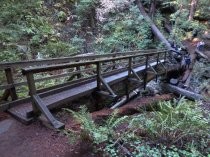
top-left (0, 112), bottom-right (99, 157)
top-left (0, 94), bottom-right (170, 157)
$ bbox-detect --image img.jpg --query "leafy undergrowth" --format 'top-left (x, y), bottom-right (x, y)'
top-left (65, 98), bottom-right (210, 157)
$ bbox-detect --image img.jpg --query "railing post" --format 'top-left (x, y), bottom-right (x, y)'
top-left (164, 51), bottom-right (167, 62)
top-left (76, 60), bottom-right (82, 79)
top-left (96, 62), bottom-right (101, 90)
top-left (156, 53), bottom-right (160, 82)
top-left (5, 68), bottom-right (18, 100)
top-left (156, 53), bottom-right (159, 65)
top-left (25, 72), bottom-right (39, 114)
top-left (128, 57), bottom-right (132, 77)
top-left (144, 54), bottom-right (149, 90)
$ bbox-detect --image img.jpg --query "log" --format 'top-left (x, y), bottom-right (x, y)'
top-left (195, 49), bottom-right (208, 59)
top-left (91, 94), bottom-right (175, 122)
top-left (135, 0), bottom-right (172, 50)
top-left (161, 83), bottom-right (203, 100)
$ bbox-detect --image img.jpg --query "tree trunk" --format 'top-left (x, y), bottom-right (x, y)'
top-left (189, 0), bottom-right (198, 20)
top-left (161, 83), bottom-right (203, 100)
top-left (135, 0), bottom-right (172, 50)
top-left (149, 0), bottom-right (156, 17)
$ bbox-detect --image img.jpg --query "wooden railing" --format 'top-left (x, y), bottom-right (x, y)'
top-left (0, 49), bottom-right (168, 103)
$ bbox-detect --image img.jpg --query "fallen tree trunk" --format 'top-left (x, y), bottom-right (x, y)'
top-left (135, 0), bottom-right (172, 50)
top-left (195, 49), bottom-right (208, 59)
top-left (91, 94), bottom-right (175, 121)
top-left (161, 83), bottom-right (203, 100)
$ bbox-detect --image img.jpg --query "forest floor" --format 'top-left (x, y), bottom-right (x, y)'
top-left (0, 94), bottom-right (175, 157)
top-left (0, 37), bottom-right (209, 157)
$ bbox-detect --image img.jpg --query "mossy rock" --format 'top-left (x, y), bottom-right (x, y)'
top-left (57, 11), bottom-right (67, 22)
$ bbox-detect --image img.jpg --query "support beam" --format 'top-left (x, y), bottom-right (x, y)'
top-left (1, 89), bottom-right (10, 101)
top-left (25, 72), bottom-right (39, 114)
top-left (5, 68), bottom-right (18, 100)
top-left (144, 55), bottom-right (149, 89)
top-left (33, 95), bottom-right (64, 129)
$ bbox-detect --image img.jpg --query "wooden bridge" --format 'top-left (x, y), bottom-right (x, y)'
top-left (0, 49), bottom-right (180, 129)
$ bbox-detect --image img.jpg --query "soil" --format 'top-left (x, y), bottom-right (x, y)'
top-left (0, 94), bottom-right (174, 157)
top-left (0, 112), bottom-right (99, 157)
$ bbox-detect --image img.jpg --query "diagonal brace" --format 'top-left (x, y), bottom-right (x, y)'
top-left (99, 75), bottom-right (117, 98)
top-left (131, 68), bottom-right (142, 81)
top-left (149, 63), bottom-right (158, 75)
top-left (33, 95), bottom-right (65, 129)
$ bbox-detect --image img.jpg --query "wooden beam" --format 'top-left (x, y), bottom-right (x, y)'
top-left (5, 68), bottom-right (18, 100)
top-left (33, 95), bottom-right (64, 129)
top-left (25, 72), bottom-right (39, 113)
top-left (21, 51), bottom-right (167, 74)
top-left (144, 55), bottom-right (149, 89)
top-left (0, 49), bottom-right (164, 70)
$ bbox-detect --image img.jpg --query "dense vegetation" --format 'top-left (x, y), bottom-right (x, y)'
top-left (65, 99), bottom-right (210, 156)
top-left (0, 0), bottom-right (209, 61)
top-left (0, 1), bottom-right (209, 156)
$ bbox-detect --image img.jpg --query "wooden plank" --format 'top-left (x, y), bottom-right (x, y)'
top-left (0, 49), bottom-right (165, 69)
top-left (99, 75), bottom-right (117, 97)
top-left (5, 68), bottom-right (18, 100)
top-left (33, 95), bottom-right (64, 129)
top-left (7, 60), bottom-right (167, 120)
top-left (22, 51), bottom-right (167, 74)
top-left (1, 89), bottom-right (10, 101)
top-left (144, 55), bottom-right (149, 89)
top-left (0, 68), bottom-right (94, 90)
top-left (25, 72), bottom-right (39, 113)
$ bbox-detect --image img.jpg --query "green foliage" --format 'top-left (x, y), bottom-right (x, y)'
top-left (64, 99), bottom-right (210, 156)
top-left (57, 11), bottom-right (67, 22)
top-left (75, 0), bottom-right (99, 17)
top-left (64, 106), bottom-right (128, 145)
top-left (169, 9), bottom-right (207, 44)
top-left (133, 98), bottom-right (209, 145)
top-left (94, 5), bottom-right (153, 53)
top-left (41, 41), bottom-right (77, 58)
top-left (0, 0), bottom-right (56, 61)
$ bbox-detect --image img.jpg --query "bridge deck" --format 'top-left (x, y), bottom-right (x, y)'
top-left (7, 62), bottom-right (160, 124)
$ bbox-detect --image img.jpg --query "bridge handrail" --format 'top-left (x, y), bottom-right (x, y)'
top-left (22, 50), bottom-right (167, 74)
top-left (0, 49), bottom-right (165, 69)
top-left (0, 49), bottom-right (168, 103)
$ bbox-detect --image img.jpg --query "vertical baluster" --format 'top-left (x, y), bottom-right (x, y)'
top-left (144, 55), bottom-right (149, 90)
top-left (96, 62), bottom-right (101, 90)
top-left (5, 68), bottom-right (18, 100)
top-left (26, 72), bottom-right (39, 114)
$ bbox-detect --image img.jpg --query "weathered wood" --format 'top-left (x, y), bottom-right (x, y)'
top-left (21, 51), bottom-right (167, 74)
top-left (1, 89), bottom-right (10, 101)
top-left (0, 49), bottom-right (162, 70)
top-left (195, 49), bottom-right (208, 59)
top-left (97, 62), bottom-right (101, 90)
top-left (162, 83), bottom-right (203, 100)
top-left (99, 75), bottom-right (117, 97)
top-left (33, 95), bottom-right (64, 129)
top-left (5, 68), bottom-right (18, 100)
top-left (0, 68), bottom-right (95, 90)
top-left (25, 72), bottom-right (39, 113)
top-left (128, 57), bottom-right (132, 77)
top-left (135, 0), bottom-right (172, 50)
top-left (92, 94), bottom-right (175, 121)
top-left (144, 55), bottom-right (149, 89)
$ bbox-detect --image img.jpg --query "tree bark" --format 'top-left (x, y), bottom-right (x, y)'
top-left (161, 83), bottom-right (203, 100)
top-left (188, 0), bottom-right (198, 20)
top-left (149, 0), bottom-right (156, 17)
top-left (135, 0), bottom-right (172, 50)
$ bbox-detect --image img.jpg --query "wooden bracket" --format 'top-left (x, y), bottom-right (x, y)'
top-left (5, 68), bottom-right (18, 100)
top-left (131, 68), bottom-right (142, 82)
top-left (98, 76), bottom-right (117, 98)
top-left (33, 95), bottom-right (65, 129)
